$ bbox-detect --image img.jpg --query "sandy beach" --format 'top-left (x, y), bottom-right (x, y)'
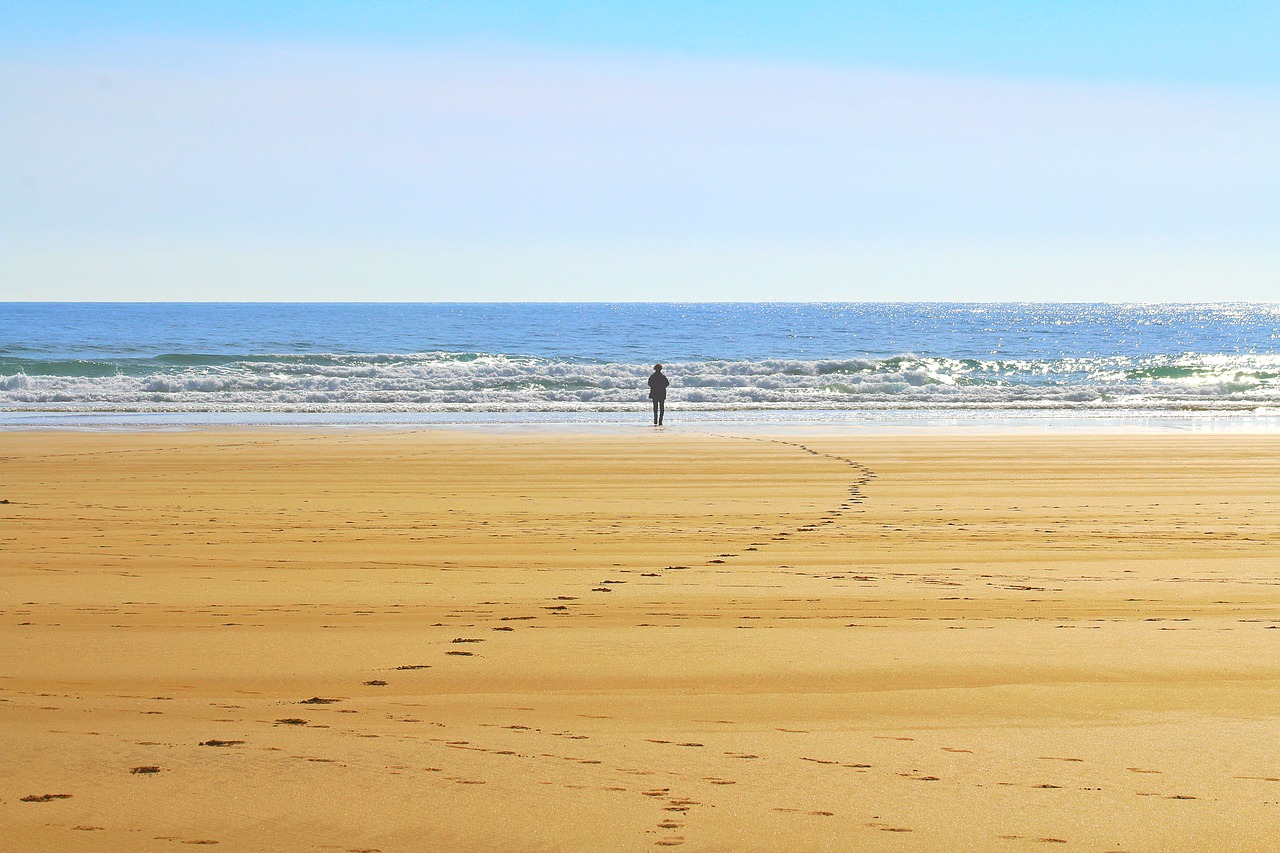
top-left (2, 428), bottom-right (1278, 852)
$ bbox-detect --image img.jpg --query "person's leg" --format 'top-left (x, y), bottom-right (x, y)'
top-left (658, 400), bottom-right (665, 425)
top-left (652, 399), bottom-right (659, 424)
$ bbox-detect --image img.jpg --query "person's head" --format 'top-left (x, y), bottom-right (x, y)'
top-left (654, 364), bottom-right (663, 371)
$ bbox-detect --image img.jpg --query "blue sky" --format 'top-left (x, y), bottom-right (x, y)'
top-left (3, 1), bottom-right (1277, 301)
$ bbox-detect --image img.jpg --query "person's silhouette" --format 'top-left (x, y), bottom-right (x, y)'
top-left (647, 364), bottom-right (669, 426)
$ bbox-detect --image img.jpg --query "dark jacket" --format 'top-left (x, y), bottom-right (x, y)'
top-left (647, 371), bottom-right (670, 401)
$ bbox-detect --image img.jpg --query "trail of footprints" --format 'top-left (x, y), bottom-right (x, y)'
top-left (697, 435), bottom-right (877, 565)
top-left (6, 645), bottom-right (1263, 850)
top-left (9, 440), bottom-right (1265, 849)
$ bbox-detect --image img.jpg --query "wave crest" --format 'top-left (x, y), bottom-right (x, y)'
top-left (3, 351), bottom-right (1280, 413)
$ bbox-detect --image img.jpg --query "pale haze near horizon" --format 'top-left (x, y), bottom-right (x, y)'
top-left (2, 2), bottom-right (1277, 302)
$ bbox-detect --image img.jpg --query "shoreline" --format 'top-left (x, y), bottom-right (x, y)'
top-left (5, 408), bottom-right (1280, 434)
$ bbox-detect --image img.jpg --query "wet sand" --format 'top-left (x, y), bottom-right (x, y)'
top-left (2, 429), bottom-right (1279, 851)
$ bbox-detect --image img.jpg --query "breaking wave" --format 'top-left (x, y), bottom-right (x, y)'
top-left (3, 351), bottom-right (1279, 413)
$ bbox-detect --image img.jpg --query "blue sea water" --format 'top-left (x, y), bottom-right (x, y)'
top-left (2, 303), bottom-right (1279, 423)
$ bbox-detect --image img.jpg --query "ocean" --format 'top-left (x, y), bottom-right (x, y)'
top-left (2, 303), bottom-right (1279, 426)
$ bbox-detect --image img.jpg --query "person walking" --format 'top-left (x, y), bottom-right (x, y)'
top-left (647, 364), bottom-right (670, 426)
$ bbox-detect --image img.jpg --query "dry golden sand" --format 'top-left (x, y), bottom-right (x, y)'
top-left (2, 428), bottom-right (1279, 852)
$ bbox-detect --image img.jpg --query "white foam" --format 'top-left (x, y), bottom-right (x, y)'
top-left (3, 351), bottom-right (1279, 413)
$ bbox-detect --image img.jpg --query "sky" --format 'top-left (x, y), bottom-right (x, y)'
top-left (2, 1), bottom-right (1278, 301)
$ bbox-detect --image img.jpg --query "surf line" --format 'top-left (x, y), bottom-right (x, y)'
top-left (692, 432), bottom-right (876, 564)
